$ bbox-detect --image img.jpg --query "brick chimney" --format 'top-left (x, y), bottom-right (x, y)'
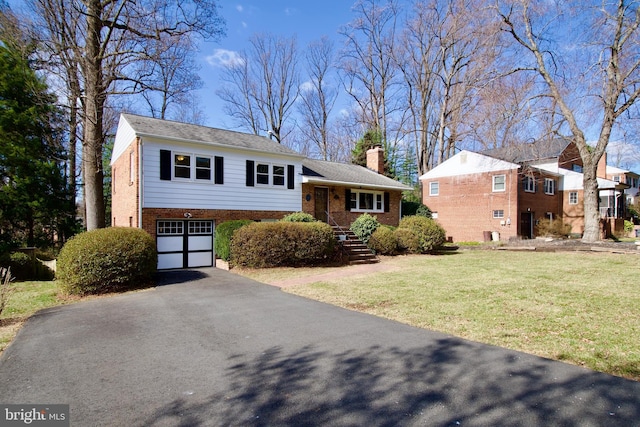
top-left (366, 146), bottom-right (385, 174)
top-left (597, 152), bottom-right (607, 179)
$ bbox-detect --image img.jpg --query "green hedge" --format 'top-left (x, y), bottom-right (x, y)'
top-left (369, 226), bottom-right (398, 255)
top-left (281, 212), bottom-right (318, 222)
top-left (397, 216), bottom-right (446, 253)
top-left (230, 222), bottom-right (336, 268)
top-left (57, 227), bottom-right (157, 295)
top-left (350, 213), bottom-right (381, 245)
top-left (215, 220), bottom-right (253, 261)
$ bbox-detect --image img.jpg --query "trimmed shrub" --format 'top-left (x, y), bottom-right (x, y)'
top-left (394, 228), bottom-right (421, 253)
top-left (57, 227), bottom-right (157, 295)
top-left (397, 216), bottom-right (446, 253)
top-left (281, 212), bottom-right (317, 222)
top-left (369, 226), bottom-right (398, 255)
top-left (535, 219), bottom-right (571, 238)
top-left (215, 220), bottom-right (253, 261)
top-left (230, 222), bottom-right (336, 268)
top-left (350, 213), bottom-right (380, 245)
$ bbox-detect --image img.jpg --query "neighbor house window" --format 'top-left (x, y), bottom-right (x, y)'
top-left (572, 164), bottom-right (583, 173)
top-left (569, 192), bottom-right (578, 205)
top-left (493, 210), bottom-right (505, 219)
top-left (613, 175), bottom-right (620, 183)
top-left (522, 176), bottom-right (535, 192)
top-left (493, 174), bottom-right (506, 192)
top-left (429, 181), bottom-right (439, 196)
top-left (544, 178), bottom-right (556, 195)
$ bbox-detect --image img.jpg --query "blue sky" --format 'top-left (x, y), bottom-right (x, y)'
top-left (197, 1), bottom-right (358, 129)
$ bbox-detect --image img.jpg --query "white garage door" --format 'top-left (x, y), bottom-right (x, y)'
top-left (157, 220), bottom-right (214, 270)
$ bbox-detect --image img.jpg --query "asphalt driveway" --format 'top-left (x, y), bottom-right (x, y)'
top-left (1, 268), bottom-right (639, 426)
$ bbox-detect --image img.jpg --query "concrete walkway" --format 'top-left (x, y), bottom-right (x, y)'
top-left (0, 268), bottom-right (638, 426)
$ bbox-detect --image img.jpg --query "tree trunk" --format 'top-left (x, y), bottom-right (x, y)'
top-left (83, 0), bottom-right (106, 230)
top-left (581, 162), bottom-right (601, 243)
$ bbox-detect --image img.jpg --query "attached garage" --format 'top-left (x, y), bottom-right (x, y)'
top-left (156, 220), bottom-right (214, 270)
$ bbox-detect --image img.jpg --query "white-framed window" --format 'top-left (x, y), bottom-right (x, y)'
top-left (613, 175), bottom-right (620, 183)
top-left (569, 191), bottom-right (578, 205)
top-left (188, 221), bottom-right (213, 235)
top-left (522, 176), bottom-right (535, 192)
top-left (429, 181), bottom-right (439, 196)
top-left (273, 165), bottom-right (285, 186)
top-left (544, 178), bottom-right (555, 195)
top-left (254, 162), bottom-right (286, 186)
top-left (493, 174), bottom-right (506, 192)
top-left (129, 151), bottom-right (135, 184)
top-left (157, 221), bottom-right (184, 235)
top-left (350, 189), bottom-right (384, 213)
top-left (493, 210), bottom-right (505, 219)
top-left (174, 153), bottom-right (212, 181)
top-left (256, 163), bottom-right (270, 185)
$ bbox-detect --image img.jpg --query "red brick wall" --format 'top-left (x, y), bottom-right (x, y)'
top-left (141, 208), bottom-right (292, 240)
top-left (518, 171), bottom-right (563, 235)
top-left (559, 143), bottom-right (583, 171)
top-left (422, 170), bottom-right (519, 242)
top-left (301, 183), bottom-right (403, 227)
top-left (111, 138), bottom-right (139, 228)
top-left (562, 189), bottom-right (584, 235)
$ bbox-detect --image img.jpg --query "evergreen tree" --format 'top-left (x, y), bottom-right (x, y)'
top-left (351, 129), bottom-right (396, 178)
top-left (0, 38), bottom-right (75, 249)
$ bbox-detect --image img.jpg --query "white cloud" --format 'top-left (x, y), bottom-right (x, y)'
top-left (236, 5), bottom-right (243, 12)
top-left (206, 49), bottom-right (245, 67)
top-left (299, 80), bottom-right (315, 92)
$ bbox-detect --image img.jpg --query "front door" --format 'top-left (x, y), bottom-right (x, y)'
top-left (520, 212), bottom-right (534, 239)
top-left (314, 187), bottom-right (329, 223)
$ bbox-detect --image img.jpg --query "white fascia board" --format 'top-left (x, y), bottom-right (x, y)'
top-left (136, 131), bottom-right (305, 161)
top-left (536, 164), bottom-right (582, 191)
top-left (302, 176), bottom-right (411, 191)
top-left (419, 150), bottom-right (519, 180)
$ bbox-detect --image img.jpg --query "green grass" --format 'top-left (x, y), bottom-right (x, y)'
top-left (0, 280), bottom-right (63, 352)
top-left (261, 251), bottom-right (640, 381)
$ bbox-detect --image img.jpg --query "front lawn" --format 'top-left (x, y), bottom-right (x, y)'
top-left (258, 251), bottom-right (640, 381)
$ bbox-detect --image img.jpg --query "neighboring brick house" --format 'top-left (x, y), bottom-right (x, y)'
top-left (419, 139), bottom-right (628, 242)
top-left (111, 114), bottom-right (410, 269)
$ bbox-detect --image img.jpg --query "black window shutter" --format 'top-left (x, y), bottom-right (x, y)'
top-left (384, 192), bottom-right (390, 212)
top-left (345, 189), bottom-right (351, 211)
top-left (214, 156), bottom-right (224, 184)
top-left (160, 150), bottom-right (171, 180)
top-left (246, 160), bottom-right (255, 187)
top-left (287, 165), bottom-right (295, 189)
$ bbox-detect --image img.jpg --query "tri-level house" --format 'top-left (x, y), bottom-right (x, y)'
top-left (419, 138), bottom-right (629, 242)
top-left (111, 114), bottom-right (410, 269)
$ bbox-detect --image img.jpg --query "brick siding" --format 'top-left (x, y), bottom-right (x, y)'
top-left (111, 138), bottom-right (139, 228)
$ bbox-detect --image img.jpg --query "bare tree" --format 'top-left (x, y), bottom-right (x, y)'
top-left (217, 33), bottom-right (299, 145)
top-left (395, 0), bottom-right (498, 174)
top-left (27, 0), bottom-right (225, 230)
top-left (498, 0), bottom-right (640, 242)
top-left (298, 36), bottom-right (339, 160)
top-left (339, 0), bottom-right (403, 165)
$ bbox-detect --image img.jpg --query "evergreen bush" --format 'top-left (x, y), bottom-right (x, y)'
top-left (215, 220), bottom-right (253, 261)
top-left (281, 212), bottom-right (318, 222)
top-left (397, 216), bottom-right (446, 253)
top-left (230, 222), bottom-right (335, 268)
top-left (394, 228), bottom-right (421, 253)
top-left (57, 227), bottom-right (157, 295)
top-left (350, 213), bottom-right (380, 245)
top-left (368, 226), bottom-right (399, 255)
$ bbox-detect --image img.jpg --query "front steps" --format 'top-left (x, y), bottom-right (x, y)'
top-left (332, 226), bottom-right (379, 265)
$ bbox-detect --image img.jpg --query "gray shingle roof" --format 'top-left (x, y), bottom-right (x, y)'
top-left (482, 138), bottom-right (573, 163)
top-left (123, 113), bottom-right (302, 157)
top-left (302, 158), bottom-right (412, 191)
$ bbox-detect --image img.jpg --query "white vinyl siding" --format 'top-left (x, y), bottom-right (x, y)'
top-left (143, 141), bottom-right (301, 211)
